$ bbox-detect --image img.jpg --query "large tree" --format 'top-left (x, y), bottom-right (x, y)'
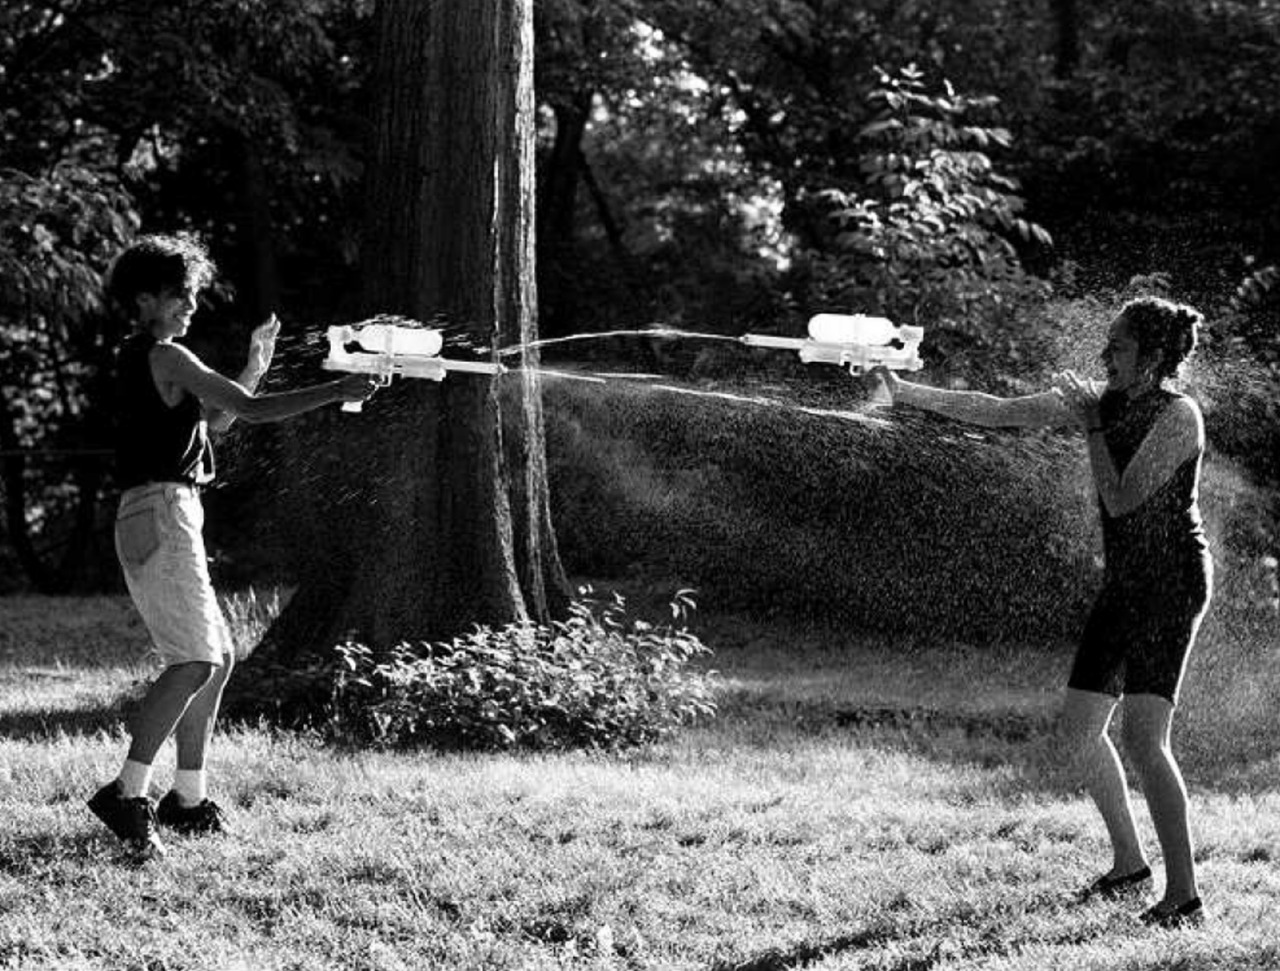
top-left (236, 0), bottom-right (568, 673)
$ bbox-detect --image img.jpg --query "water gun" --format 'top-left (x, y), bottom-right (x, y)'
top-left (741, 314), bottom-right (924, 374)
top-left (323, 319), bottom-right (505, 412)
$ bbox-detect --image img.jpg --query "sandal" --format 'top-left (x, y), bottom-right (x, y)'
top-left (1078, 865), bottom-right (1152, 901)
top-left (1140, 897), bottom-right (1203, 928)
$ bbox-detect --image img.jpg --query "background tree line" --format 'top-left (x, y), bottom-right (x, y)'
top-left (2, 0), bottom-right (1278, 602)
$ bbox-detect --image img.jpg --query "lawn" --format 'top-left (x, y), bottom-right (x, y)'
top-left (1, 592), bottom-right (1278, 970)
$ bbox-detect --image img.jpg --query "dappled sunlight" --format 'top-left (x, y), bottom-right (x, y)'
top-left (2, 596), bottom-right (1279, 967)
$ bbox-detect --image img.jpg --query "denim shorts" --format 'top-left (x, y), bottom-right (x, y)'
top-left (114, 483), bottom-right (232, 668)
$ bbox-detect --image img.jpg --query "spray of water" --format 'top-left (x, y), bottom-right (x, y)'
top-left (497, 326), bottom-right (743, 358)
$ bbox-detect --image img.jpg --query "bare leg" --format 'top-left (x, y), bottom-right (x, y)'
top-left (126, 661), bottom-right (217, 765)
top-left (174, 651), bottom-right (234, 772)
top-left (1061, 687), bottom-right (1148, 876)
top-left (1121, 693), bottom-right (1198, 907)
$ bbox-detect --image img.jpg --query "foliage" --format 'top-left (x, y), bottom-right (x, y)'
top-left (0, 161), bottom-right (138, 591)
top-left (1016, 0), bottom-right (1280, 301)
top-left (0, 162), bottom-right (137, 442)
top-left (234, 591), bottom-right (718, 751)
top-left (804, 66), bottom-right (1050, 330)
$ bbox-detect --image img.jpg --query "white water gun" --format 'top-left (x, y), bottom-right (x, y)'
top-left (741, 314), bottom-right (924, 374)
top-left (323, 320), bottom-right (505, 412)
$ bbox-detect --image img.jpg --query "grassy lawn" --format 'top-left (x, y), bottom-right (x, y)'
top-left (1, 593), bottom-right (1279, 970)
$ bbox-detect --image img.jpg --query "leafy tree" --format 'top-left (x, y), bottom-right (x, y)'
top-left (0, 161), bottom-right (137, 592)
top-left (800, 65), bottom-right (1050, 360)
top-left (0, 0), bottom-right (372, 590)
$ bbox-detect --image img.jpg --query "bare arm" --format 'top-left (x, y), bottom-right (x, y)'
top-left (1086, 398), bottom-right (1202, 517)
top-left (151, 343), bottom-right (373, 423)
top-left (205, 360), bottom-right (269, 432)
top-left (885, 374), bottom-right (1075, 429)
top-left (206, 316), bottom-right (278, 432)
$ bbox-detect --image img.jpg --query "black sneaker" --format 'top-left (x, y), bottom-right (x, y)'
top-left (87, 781), bottom-right (166, 859)
top-left (156, 791), bottom-right (229, 835)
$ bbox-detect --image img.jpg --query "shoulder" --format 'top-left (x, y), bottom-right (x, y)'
top-left (148, 341), bottom-right (203, 370)
top-left (1158, 393), bottom-right (1204, 444)
top-left (1163, 392), bottom-right (1203, 424)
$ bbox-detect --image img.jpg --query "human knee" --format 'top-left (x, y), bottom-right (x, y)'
top-left (170, 659), bottom-right (219, 690)
top-left (1120, 720), bottom-right (1168, 768)
top-left (1056, 717), bottom-right (1107, 773)
top-left (215, 649), bottom-right (235, 679)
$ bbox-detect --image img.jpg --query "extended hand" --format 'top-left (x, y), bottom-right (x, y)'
top-left (248, 314), bottom-right (281, 375)
top-left (339, 373), bottom-right (383, 403)
top-left (1051, 370), bottom-right (1104, 427)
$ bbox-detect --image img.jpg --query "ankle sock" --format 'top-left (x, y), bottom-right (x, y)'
top-left (172, 768), bottom-right (207, 807)
top-left (117, 759), bottom-right (154, 800)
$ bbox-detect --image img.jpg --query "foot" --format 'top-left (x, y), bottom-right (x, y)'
top-left (1078, 864), bottom-right (1152, 901)
top-left (1140, 896), bottom-right (1204, 928)
top-left (87, 782), bottom-right (166, 860)
top-left (156, 791), bottom-right (229, 835)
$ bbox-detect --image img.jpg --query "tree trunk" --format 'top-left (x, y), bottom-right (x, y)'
top-left (537, 93), bottom-right (593, 337)
top-left (235, 0), bottom-right (567, 682)
top-left (1050, 0), bottom-right (1080, 80)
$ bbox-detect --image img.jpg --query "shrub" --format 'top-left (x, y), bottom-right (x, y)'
top-left (236, 590), bottom-right (718, 751)
top-left (547, 375), bottom-right (1098, 643)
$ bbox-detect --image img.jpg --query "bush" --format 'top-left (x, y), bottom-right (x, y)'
top-left (234, 591), bottom-right (718, 751)
top-left (547, 374), bottom-right (1098, 643)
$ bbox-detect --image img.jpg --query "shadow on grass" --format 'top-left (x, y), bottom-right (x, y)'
top-left (0, 829), bottom-right (119, 876)
top-left (709, 896), bottom-right (1110, 971)
top-left (714, 690), bottom-right (1277, 796)
top-left (0, 704), bottom-right (124, 740)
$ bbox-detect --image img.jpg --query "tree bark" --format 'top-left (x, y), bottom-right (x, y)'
top-left (537, 93), bottom-right (593, 336)
top-left (233, 0), bottom-right (567, 684)
top-left (1050, 0), bottom-right (1080, 80)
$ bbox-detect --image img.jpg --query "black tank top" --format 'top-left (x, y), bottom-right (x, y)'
top-left (113, 333), bottom-right (213, 488)
top-left (1097, 387), bottom-right (1208, 583)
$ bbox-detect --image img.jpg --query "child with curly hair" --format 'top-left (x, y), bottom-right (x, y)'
top-left (88, 234), bottom-right (379, 860)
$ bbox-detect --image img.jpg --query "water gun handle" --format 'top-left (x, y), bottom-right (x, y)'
top-left (340, 372), bottom-right (393, 413)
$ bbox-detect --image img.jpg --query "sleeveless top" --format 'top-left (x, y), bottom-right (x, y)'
top-left (114, 332), bottom-right (213, 489)
top-left (1096, 387), bottom-right (1208, 585)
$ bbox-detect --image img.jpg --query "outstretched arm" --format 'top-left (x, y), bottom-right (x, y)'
top-left (150, 341), bottom-right (376, 423)
top-left (877, 370), bottom-right (1075, 429)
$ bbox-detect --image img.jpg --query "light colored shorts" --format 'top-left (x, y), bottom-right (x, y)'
top-left (114, 483), bottom-right (232, 668)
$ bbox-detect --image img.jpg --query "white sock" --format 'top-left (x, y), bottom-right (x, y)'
top-left (172, 768), bottom-right (207, 806)
top-left (117, 759), bottom-right (154, 800)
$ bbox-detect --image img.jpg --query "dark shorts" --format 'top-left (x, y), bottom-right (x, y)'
top-left (1068, 559), bottom-right (1212, 705)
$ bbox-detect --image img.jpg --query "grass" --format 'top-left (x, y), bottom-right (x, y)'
top-left (1, 592), bottom-right (1279, 970)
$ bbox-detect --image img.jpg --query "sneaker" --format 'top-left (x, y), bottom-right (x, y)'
top-left (87, 781), bottom-right (166, 860)
top-left (156, 791), bottom-right (229, 835)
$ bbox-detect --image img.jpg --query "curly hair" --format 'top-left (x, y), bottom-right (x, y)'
top-left (1118, 296), bottom-right (1202, 380)
top-left (105, 233), bottom-right (216, 321)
